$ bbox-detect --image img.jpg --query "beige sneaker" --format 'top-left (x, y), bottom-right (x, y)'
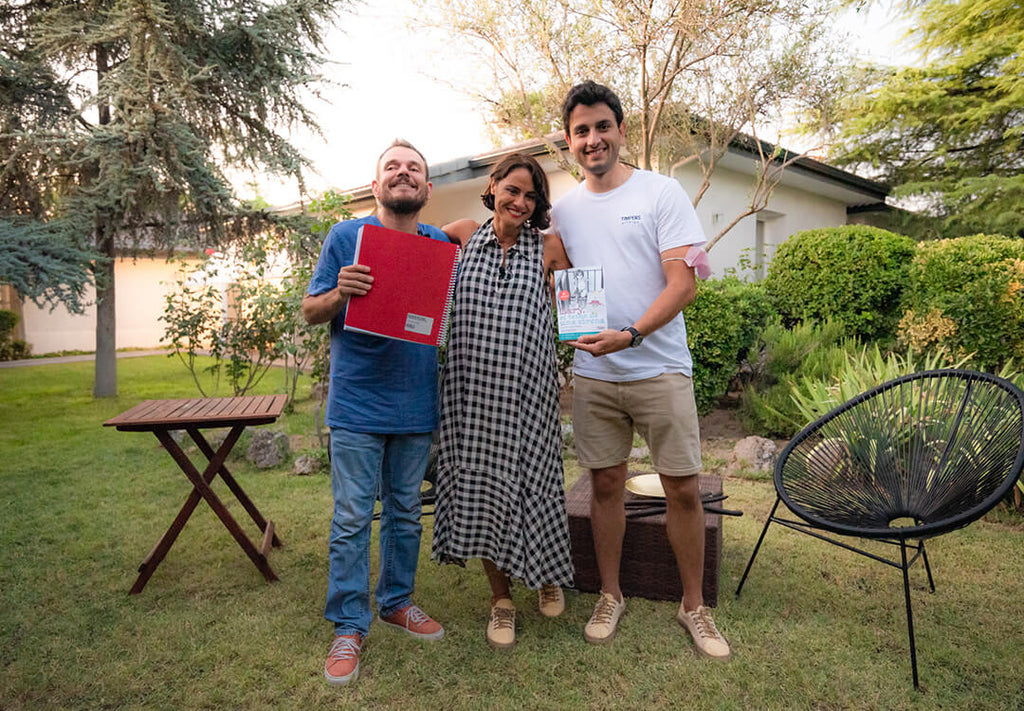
top-left (677, 604), bottom-right (731, 661)
top-left (486, 598), bottom-right (516, 650)
top-left (538, 584), bottom-right (565, 618)
top-left (584, 592), bottom-right (626, 644)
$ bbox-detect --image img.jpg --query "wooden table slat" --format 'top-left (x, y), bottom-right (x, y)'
top-left (104, 395), bottom-right (288, 430)
top-left (204, 397), bottom-right (236, 418)
top-left (166, 399), bottom-right (205, 420)
top-left (251, 395), bottom-right (278, 416)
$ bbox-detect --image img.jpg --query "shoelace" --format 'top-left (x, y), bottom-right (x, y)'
top-left (591, 595), bottom-right (619, 624)
top-left (490, 606), bottom-right (515, 631)
top-left (327, 636), bottom-right (360, 662)
top-left (540, 586), bottom-right (561, 605)
top-left (689, 607), bottom-right (723, 641)
top-left (404, 605), bottom-right (429, 627)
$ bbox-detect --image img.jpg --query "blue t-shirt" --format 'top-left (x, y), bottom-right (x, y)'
top-left (307, 215), bottom-right (448, 433)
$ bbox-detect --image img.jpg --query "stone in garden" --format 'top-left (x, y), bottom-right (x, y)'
top-left (246, 429), bottom-right (290, 468)
top-left (293, 454), bottom-right (322, 476)
top-left (732, 436), bottom-right (777, 471)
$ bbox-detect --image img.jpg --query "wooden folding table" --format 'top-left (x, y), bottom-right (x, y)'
top-left (104, 395), bottom-right (287, 594)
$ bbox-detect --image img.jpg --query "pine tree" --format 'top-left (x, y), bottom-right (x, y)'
top-left (828, 0), bottom-right (1023, 238)
top-left (1, 0), bottom-right (345, 395)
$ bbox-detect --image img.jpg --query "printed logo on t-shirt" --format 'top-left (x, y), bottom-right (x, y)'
top-left (620, 214), bottom-right (642, 224)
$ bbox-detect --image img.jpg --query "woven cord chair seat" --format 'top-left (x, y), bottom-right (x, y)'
top-left (781, 370), bottom-right (1024, 539)
top-left (736, 369), bottom-right (1024, 689)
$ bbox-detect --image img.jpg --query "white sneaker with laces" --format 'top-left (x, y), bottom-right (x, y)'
top-left (584, 592), bottom-right (626, 644)
top-left (677, 604), bottom-right (731, 661)
top-left (538, 584), bottom-right (565, 618)
top-left (486, 598), bottom-right (516, 650)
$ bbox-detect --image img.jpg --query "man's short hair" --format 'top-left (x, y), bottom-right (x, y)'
top-left (377, 139), bottom-right (429, 181)
top-left (561, 81), bottom-right (625, 132)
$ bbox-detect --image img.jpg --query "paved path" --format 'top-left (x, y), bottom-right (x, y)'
top-left (0, 349), bottom-right (172, 368)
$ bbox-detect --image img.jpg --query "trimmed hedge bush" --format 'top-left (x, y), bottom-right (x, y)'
top-left (764, 226), bottom-right (916, 341)
top-left (898, 234), bottom-right (1024, 369)
top-left (687, 277), bottom-right (776, 416)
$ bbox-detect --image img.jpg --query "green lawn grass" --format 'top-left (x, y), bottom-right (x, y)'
top-left (1, 356), bottom-right (1022, 709)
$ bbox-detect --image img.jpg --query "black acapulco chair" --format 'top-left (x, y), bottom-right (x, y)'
top-left (735, 369), bottom-right (1024, 688)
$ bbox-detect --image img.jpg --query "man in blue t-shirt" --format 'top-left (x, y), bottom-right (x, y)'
top-left (303, 140), bottom-right (447, 687)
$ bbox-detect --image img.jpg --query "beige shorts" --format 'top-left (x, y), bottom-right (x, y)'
top-left (572, 372), bottom-right (702, 476)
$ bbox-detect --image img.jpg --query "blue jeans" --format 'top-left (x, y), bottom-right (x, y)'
top-left (325, 427), bottom-right (432, 637)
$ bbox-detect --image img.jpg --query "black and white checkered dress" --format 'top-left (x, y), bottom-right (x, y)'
top-left (431, 219), bottom-right (573, 590)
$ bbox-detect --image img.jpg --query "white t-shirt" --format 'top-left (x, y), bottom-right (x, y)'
top-left (550, 169), bottom-right (706, 382)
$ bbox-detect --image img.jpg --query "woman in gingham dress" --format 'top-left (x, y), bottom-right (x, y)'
top-left (433, 153), bottom-right (573, 650)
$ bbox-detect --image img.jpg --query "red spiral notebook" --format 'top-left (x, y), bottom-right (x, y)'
top-left (343, 223), bottom-right (461, 346)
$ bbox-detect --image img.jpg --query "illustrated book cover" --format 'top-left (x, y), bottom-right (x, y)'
top-left (343, 223), bottom-right (461, 346)
top-left (553, 266), bottom-right (607, 341)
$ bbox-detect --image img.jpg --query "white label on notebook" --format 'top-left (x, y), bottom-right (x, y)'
top-left (405, 313), bottom-right (433, 336)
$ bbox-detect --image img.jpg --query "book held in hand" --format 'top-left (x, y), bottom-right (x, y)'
top-left (554, 266), bottom-right (607, 341)
top-left (343, 223), bottom-right (461, 347)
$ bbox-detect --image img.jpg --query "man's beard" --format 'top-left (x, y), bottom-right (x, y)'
top-left (381, 193), bottom-right (428, 215)
top-left (380, 180), bottom-right (429, 216)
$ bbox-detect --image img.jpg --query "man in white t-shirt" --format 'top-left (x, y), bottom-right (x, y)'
top-left (549, 80), bottom-right (729, 660)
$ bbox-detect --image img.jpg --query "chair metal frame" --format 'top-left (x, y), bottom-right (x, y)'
top-left (735, 369), bottom-right (1024, 689)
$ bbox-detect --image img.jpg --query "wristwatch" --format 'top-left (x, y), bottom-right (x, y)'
top-left (621, 326), bottom-right (644, 348)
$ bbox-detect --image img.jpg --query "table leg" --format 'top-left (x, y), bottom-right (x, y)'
top-left (129, 427), bottom-right (240, 594)
top-left (130, 427), bottom-right (278, 593)
top-left (188, 427), bottom-right (283, 548)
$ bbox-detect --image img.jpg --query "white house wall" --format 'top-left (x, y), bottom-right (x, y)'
top-left (20, 257), bottom-right (196, 355)
top-left (674, 162), bottom-right (849, 278)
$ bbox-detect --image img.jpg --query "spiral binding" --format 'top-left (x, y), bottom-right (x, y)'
top-left (436, 245), bottom-right (462, 346)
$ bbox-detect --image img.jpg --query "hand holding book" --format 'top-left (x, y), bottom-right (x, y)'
top-left (554, 266), bottom-right (607, 341)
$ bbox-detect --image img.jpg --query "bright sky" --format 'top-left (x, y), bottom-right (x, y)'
top-left (250, 0), bottom-right (913, 206)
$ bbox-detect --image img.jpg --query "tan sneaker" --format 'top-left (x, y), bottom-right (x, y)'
top-left (486, 598), bottom-right (516, 650)
top-left (584, 592), bottom-right (626, 644)
top-left (538, 584), bottom-right (565, 618)
top-left (677, 604), bottom-right (731, 661)
top-left (324, 633), bottom-right (362, 686)
top-left (379, 604), bottom-right (444, 640)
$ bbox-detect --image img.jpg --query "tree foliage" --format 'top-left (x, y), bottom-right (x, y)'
top-left (0, 0), bottom-right (345, 395)
top-left (825, 0), bottom-right (1024, 238)
top-left (0, 219), bottom-right (97, 313)
top-left (415, 0), bottom-right (842, 246)
top-left (161, 190), bottom-right (350, 417)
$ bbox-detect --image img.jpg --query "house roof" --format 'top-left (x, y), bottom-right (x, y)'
top-left (320, 132), bottom-right (889, 210)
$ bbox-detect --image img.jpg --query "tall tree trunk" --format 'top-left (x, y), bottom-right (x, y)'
top-left (93, 223), bottom-right (117, 397)
top-left (92, 43), bottom-right (117, 398)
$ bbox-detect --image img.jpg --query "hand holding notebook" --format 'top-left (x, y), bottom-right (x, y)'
top-left (343, 223), bottom-right (461, 347)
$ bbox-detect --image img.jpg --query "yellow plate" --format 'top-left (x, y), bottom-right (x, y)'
top-left (625, 473), bottom-right (664, 498)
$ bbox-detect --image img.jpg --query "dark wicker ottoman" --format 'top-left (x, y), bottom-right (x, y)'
top-left (565, 472), bottom-right (723, 607)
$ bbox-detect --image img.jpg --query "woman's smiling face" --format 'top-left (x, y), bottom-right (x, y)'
top-left (491, 167), bottom-right (538, 231)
